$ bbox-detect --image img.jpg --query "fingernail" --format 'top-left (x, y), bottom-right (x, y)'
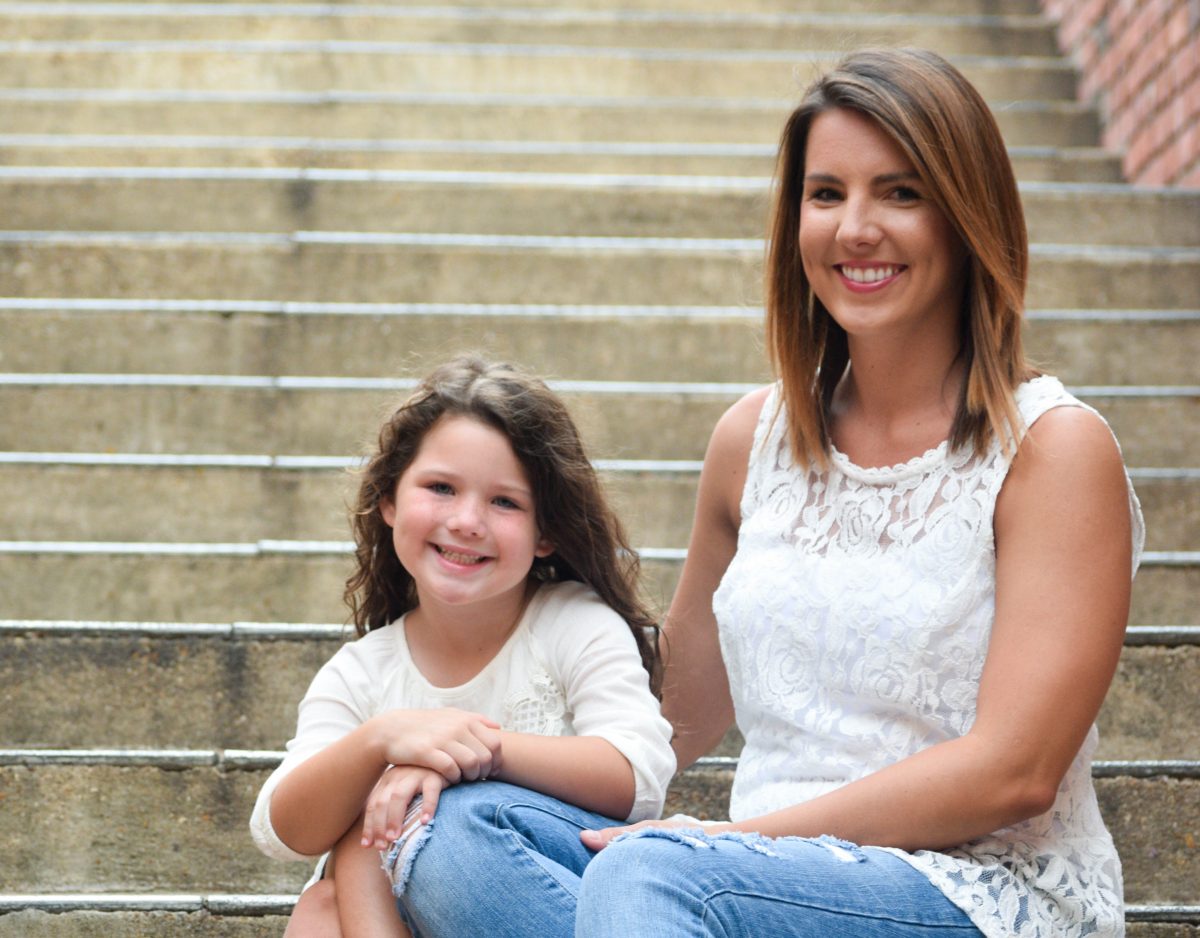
top-left (361, 837), bottom-right (370, 847)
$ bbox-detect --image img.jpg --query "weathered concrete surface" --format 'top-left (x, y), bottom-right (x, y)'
top-left (0, 553), bottom-right (1193, 626)
top-left (2, 177), bottom-right (1194, 245)
top-left (6, 635), bottom-right (1194, 757)
top-left (0, 97), bottom-right (1104, 149)
top-left (1, 635), bottom-right (346, 750)
top-left (6, 307), bottom-right (1196, 385)
top-left (0, 47), bottom-right (1078, 102)
top-left (2, 464), bottom-right (1193, 553)
top-left (1, 239), bottom-right (1195, 309)
top-left (0, 911), bottom-right (291, 937)
top-left (0, 385), bottom-right (1192, 466)
top-left (0, 765), bottom-right (311, 893)
top-left (0, 10), bottom-right (1062, 56)
top-left (0, 763), bottom-right (1190, 900)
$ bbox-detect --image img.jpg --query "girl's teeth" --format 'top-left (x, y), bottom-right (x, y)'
top-left (439, 547), bottom-right (484, 564)
top-left (843, 265), bottom-right (898, 283)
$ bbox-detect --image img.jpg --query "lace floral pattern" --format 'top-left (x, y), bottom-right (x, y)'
top-left (713, 376), bottom-right (1143, 938)
top-left (503, 665), bottom-right (570, 736)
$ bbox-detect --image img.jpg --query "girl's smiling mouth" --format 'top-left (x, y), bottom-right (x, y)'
top-left (434, 544), bottom-right (490, 566)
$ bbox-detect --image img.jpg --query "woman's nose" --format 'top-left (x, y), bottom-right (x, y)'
top-left (836, 196), bottom-right (883, 247)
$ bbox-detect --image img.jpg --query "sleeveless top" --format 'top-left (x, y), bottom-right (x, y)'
top-left (712, 375), bottom-right (1145, 938)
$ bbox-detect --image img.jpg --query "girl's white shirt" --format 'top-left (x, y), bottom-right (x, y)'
top-left (250, 580), bottom-right (675, 863)
top-left (714, 375), bottom-right (1144, 938)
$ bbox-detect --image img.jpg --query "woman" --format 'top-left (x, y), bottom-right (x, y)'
top-left (398, 48), bottom-right (1144, 937)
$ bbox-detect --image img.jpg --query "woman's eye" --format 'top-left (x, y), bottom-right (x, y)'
top-left (891, 186), bottom-right (921, 202)
top-left (427, 482), bottom-right (453, 495)
top-left (807, 186), bottom-right (841, 202)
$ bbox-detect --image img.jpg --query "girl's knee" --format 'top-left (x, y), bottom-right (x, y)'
top-left (284, 879), bottom-right (340, 938)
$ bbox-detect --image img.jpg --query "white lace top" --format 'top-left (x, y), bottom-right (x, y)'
top-left (712, 376), bottom-right (1144, 938)
top-left (250, 580), bottom-right (675, 862)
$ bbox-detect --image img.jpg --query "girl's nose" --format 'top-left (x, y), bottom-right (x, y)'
top-left (447, 498), bottom-right (485, 536)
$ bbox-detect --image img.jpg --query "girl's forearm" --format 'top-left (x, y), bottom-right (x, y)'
top-left (270, 722), bottom-right (390, 856)
top-left (492, 732), bottom-right (636, 821)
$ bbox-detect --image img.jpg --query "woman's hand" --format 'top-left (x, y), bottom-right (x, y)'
top-left (580, 815), bottom-right (732, 852)
top-left (369, 707), bottom-right (503, 784)
top-left (362, 764), bottom-right (448, 848)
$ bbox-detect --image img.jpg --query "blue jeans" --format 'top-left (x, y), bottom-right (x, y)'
top-left (398, 781), bottom-right (983, 938)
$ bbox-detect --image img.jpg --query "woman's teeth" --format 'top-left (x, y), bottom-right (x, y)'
top-left (841, 265), bottom-right (899, 283)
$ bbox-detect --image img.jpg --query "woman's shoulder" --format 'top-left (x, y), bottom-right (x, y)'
top-left (706, 384), bottom-right (774, 468)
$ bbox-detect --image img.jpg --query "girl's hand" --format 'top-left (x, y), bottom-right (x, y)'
top-left (580, 815), bottom-right (732, 852)
top-left (362, 765), bottom-right (448, 849)
top-left (371, 708), bottom-right (503, 783)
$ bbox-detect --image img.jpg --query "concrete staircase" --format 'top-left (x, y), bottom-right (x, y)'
top-left (0, 1), bottom-right (1197, 934)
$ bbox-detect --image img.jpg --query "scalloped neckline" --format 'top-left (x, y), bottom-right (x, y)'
top-left (829, 437), bottom-right (951, 482)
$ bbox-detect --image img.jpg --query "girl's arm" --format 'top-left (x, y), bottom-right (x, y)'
top-left (593, 404), bottom-right (1135, 851)
top-left (268, 707), bottom-right (502, 857)
top-left (491, 733), bottom-right (638, 820)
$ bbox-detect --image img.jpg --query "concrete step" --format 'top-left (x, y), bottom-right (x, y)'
top-left (0, 900), bottom-right (290, 938)
top-left (0, 379), bottom-right (1195, 464)
top-left (3, 303), bottom-right (1195, 386)
top-left (0, 0), bottom-right (1045, 12)
top-left (0, 902), bottom-right (1193, 938)
top-left (0, 7), bottom-right (1062, 57)
top-left (1, 235), bottom-right (1197, 309)
top-left (0, 136), bottom-right (1127, 182)
top-left (4, 622), bottom-right (1198, 757)
top-left (0, 459), bottom-right (1195, 552)
top-left (0, 92), bottom-right (1104, 148)
top-left (2, 173), bottom-right (1196, 247)
top-left (0, 548), bottom-right (1193, 624)
top-left (0, 752), bottom-right (1193, 904)
top-left (0, 43), bottom-right (1080, 101)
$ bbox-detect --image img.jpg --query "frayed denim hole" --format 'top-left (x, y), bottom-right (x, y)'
top-left (815, 834), bottom-right (866, 863)
top-left (382, 816), bottom-right (436, 899)
top-left (611, 826), bottom-right (781, 857)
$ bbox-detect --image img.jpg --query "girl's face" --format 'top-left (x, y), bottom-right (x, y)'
top-left (798, 107), bottom-right (966, 344)
top-left (381, 415), bottom-right (553, 621)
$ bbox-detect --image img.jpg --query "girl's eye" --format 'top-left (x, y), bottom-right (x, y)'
top-left (427, 482), bottom-right (453, 495)
top-left (492, 496), bottom-right (521, 510)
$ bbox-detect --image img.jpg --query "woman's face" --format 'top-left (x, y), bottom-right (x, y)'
top-left (798, 107), bottom-right (966, 344)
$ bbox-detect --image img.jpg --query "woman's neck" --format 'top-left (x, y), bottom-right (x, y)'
top-left (830, 331), bottom-right (964, 468)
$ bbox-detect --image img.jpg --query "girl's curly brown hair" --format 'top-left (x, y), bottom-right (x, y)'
top-left (344, 355), bottom-right (661, 693)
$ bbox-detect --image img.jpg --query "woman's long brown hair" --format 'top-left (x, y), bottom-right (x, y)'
top-left (765, 47), bottom-right (1037, 468)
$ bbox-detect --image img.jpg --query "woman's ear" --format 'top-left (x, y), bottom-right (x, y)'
top-left (380, 496), bottom-right (397, 528)
top-left (534, 537), bottom-right (554, 559)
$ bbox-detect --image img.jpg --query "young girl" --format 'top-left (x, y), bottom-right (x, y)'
top-left (249, 356), bottom-right (676, 937)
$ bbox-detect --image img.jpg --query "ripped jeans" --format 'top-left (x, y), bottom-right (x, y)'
top-left (395, 781), bottom-right (983, 938)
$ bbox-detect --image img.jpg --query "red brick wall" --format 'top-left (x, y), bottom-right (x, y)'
top-left (1039, 0), bottom-right (1200, 187)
